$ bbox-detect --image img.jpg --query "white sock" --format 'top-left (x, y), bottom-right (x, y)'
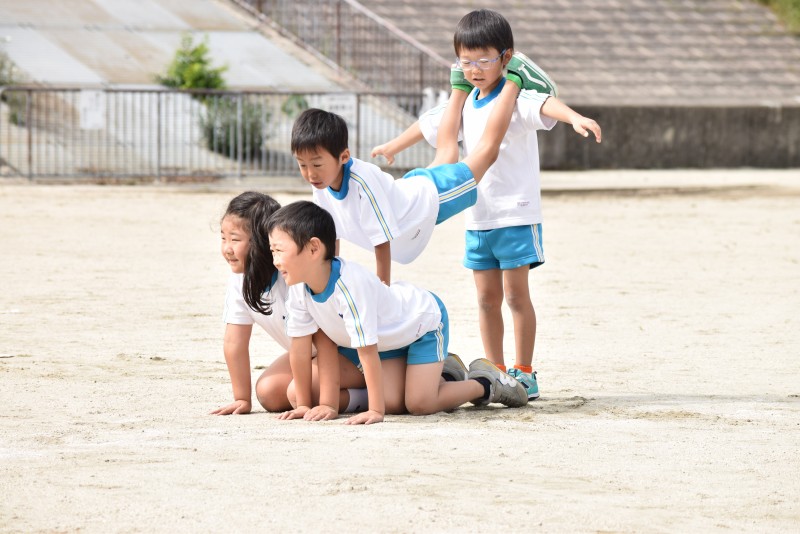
top-left (344, 388), bottom-right (368, 413)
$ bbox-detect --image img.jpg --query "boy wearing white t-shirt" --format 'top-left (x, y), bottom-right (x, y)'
top-left (291, 97), bottom-right (526, 286)
top-left (371, 9), bottom-right (602, 401)
top-left (269, 201), bottom-right (530, 425)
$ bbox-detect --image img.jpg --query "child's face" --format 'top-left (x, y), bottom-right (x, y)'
top-left (269, 228), bottom-right (312, 287)
top-left (294, 147), bottom-right (350, 191)
top-left (456, 47), bottom-right (510, 95)
top-left (220, 215), bottom-right (250, 274)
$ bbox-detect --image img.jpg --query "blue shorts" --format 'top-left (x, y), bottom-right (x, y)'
top-left (339, 293), bottom-right (449, 370)
top-left (402, 162), bottom-right (477, 225)
top-left (464, 224), bottom-right (545, 270)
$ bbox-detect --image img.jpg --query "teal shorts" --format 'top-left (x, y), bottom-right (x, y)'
top-left (464, 224), bottom-right (545, 270)
top-left (339, 293), bottom-right (449, 371)
top-left (402, 162), bottom-right (477, 225)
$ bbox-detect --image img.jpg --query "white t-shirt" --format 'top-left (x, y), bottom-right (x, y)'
top-left (285, 258), bottom-right (441, 350)
top-left (312, 157), bottom-right (439, 264)
top-left (419, 78), bottom-right (557, 230)
top-left (222, 272), bottom-right (291, 350)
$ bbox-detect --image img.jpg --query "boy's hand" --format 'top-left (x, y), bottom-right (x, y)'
top-left (371, 143), bottom-right (395, 165)
top-left (277, 406), bottom-right (310, 420)
top-left (344, 410), bottom-right (384, 425)
top-left (304, 405), bottom-right (338, 421)
top-left (571, 116), bottom-right (602, 143)
top-left (209, 399), bottom-right (251, 415)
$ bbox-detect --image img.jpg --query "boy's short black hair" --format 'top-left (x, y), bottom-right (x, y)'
top-left (267, 201), bottom-right (336, 261)
top-left (453, 9), bottom-right (514, 55)
top-left (290, 108), bottom-right (349, 158)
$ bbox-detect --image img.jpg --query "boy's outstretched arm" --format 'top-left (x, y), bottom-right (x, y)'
top-left (278, 335), bottom-right (314, 420)
top-left (371, 122), bottom-right (425, 165)
top-left (375, 241), bottom-right (391, 285)
top-left (541, 97), bottom-right (602, 142)
top-left (304, 330), bottom-right (340, 421)
top-left (462, 82), bottom-right (521, 182)
top-left (345, 345), bottom-right (385, 425)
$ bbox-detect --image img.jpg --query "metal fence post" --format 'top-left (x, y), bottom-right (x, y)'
top-left (156, 92), bottom-right (162, 183)
top-left (355, 92), bottom-right (360, 158)
top-left (336, 1), bottom-right (341, 68)
top-left (236, 93), bottom-right (243, 180)
top-left (26, 89), bottom-right (32, 181)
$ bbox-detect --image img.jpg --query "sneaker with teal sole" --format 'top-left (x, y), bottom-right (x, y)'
top-left (441, 352), bottom-right (468, 381)
top-left (508, 368), bottom-right (540, 400)
top-left (468, 358), bottom-right (529, 407)
top-left (505, 51), bottom-right (558, 96)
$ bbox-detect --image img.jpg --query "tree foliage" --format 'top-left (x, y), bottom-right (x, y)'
top-left (156, 34), bottom-right (227, 90)
top-left (757, 0), bottom-right (800, 33)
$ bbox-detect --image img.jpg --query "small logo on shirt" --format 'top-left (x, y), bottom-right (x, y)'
top-left (517, 200), bottom-right (530, 207)
top-left (338, 313), bottom-right (344, 318)
top-left (411, 229), bottom-right (421, 240)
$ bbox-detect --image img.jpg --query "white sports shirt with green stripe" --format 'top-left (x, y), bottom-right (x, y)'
top-left (420, 78), bottom-right (557, 231)
top-left (312, 158), bottom-right (439, 264)
top-left (285, 258), bottom-right (441, 350)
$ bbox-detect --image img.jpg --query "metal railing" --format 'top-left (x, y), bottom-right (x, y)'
top-left (0, 86), bottom-right (440, 180)
top-left (234, 0), bottom-right (450, 93)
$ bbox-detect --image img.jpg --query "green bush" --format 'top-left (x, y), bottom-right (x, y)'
top-left (757, 0), bottom-right (800, 33)
top-left (0, 50), bottom-right (27, 126)
top-left (156, 34), bottom-right (227, 90)
top-left (200, 97), bottom-right (270, 161)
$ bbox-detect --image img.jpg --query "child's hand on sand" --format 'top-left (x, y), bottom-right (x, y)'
top-left (304, 405), bottom-right (338, 421)
top-left (209, 399), bottom-right (251, 415)
top-left (277, 406), bottom-right (310, 420)
top-left (344, 409), bottom-right (384, 425)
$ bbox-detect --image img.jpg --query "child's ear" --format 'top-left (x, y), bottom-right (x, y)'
top-left (308, 237), bottom-right (326, 258)
top-left (339, 148), bottom-right (350, 165)
top-left (503, 48), bottom-right (513, 66)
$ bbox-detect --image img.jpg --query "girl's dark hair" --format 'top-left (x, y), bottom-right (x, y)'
top-left (453, 9), bottom-right (514, 56)
top-left (290, 108), bottom-right (349, 158)
top-left (222, 191), bottom-right (282, 315)
top-left (267, 201), bottom-right (336, 262)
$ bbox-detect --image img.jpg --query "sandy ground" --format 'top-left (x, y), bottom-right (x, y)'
top-left (1, 169), bottom-right (799, 533)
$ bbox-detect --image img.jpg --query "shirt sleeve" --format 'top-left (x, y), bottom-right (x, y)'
top-left (517, 90), bottom-right (558, 131)
top-left (284, 284), bottom-right (319, 338)
top-left (418, 102), bottom-right (464, 148)
top-left (222, 275), bottom-right (255, 325)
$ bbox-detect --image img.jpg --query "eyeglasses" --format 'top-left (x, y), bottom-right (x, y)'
top-left (455, 50), bottom-right (507, 71)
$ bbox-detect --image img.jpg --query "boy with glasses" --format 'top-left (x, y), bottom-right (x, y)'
top-left (371, 9), bottom-right (602, 401)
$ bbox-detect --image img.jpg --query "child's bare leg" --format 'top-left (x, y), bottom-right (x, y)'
top-left (462, 82), bottom-right (520, 182)
top-left (474, 269), bottom-right (505, 367)
top-left (404, 362), bottom-right (484, 415)
top-left (503, 266), bottom-right (536, 368)
top-left (380, 357), bottom-right (408, 414)
top-left (255, 352), bottom-right (293, 412)
top-left (429, 89), bottom-right (468, 167)
top-left (282, 354), bottom-right (367, 412)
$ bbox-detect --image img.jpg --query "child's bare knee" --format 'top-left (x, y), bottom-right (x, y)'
top-left (405, 394), bottom-right (435, 416)
top-left (478, 294), bottom-right (503, 313)
top-left (256, 377), bottom-right (292, 412)
top-left (505, 291), bottom-right (532, 312)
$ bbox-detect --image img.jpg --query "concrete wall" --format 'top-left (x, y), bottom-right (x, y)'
top-left (540, 105), bottom-right (800, 169)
